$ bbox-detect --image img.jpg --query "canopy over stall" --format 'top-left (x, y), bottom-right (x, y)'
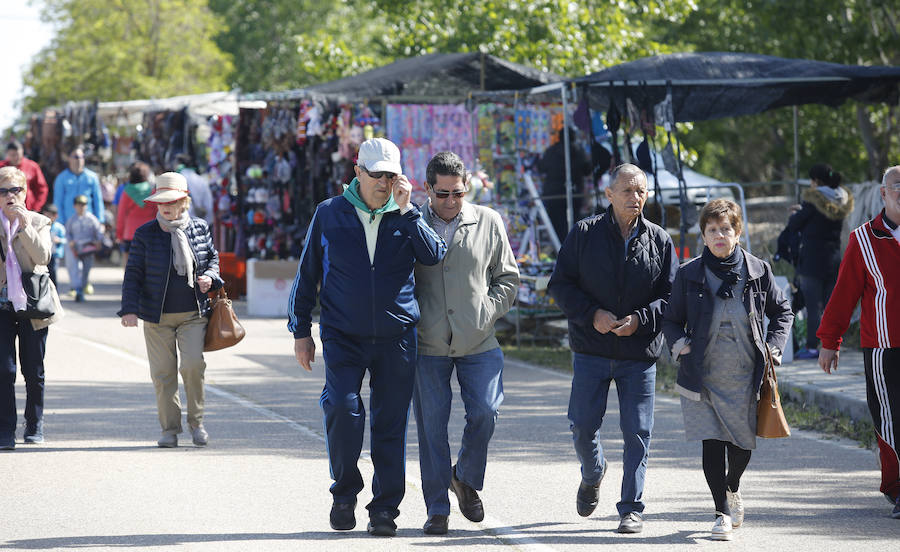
top-left (96, 91), bottom-right (266, 126)
top-left (305, 52), bottom-right (562, 100)
top-left (574, 51), bottom-right (900, 121)
top-left (573, 51), bottom-right (900, 256)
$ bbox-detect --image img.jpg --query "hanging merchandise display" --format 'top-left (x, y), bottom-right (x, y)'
top-left (385, 103), bottom-right (474, 205)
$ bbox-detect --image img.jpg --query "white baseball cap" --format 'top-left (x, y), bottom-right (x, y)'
top-left (357, 138), bottom-right (402, 175)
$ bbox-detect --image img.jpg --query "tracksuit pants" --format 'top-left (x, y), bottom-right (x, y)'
top-left (863, 348), bottom-right (900, 501)
top-left (319, 326), bottom-right (416, 520)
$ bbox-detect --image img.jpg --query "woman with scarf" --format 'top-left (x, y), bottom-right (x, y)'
top-left (662, 199), bottom-right (792, 541)
top-left (777, 164), bottom-right (854, 359)
top-left (0, 167), bottom-right (63, 449)
top-left (115, 162), bottom-right (157, 266)
top-left (118, 172), bottom-right (223, 448)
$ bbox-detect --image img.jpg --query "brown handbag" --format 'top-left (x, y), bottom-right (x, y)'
top-left (756, 344), bottom-right (790, 438)
top-left (204, 288), bottom-right (246, 352)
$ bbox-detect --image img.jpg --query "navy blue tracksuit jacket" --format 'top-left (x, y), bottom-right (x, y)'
top-left (288, 195), bottom-right (446, 516)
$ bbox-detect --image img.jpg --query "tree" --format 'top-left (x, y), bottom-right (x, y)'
top-left (288, 0), bottom-right (696, 85)
top-left (207, 0), bottom-right (335, 92)
top-left (23, 0), bottom-right (233, 112)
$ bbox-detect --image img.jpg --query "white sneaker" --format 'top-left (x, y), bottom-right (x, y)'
top-left (711, 513), bottom-right (733, 541)
top-left (726, 489), bottom-right (744, 527)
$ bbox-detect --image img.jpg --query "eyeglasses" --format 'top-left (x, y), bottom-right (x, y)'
top-left (71, 155), bottom-right (84, 159)
top-left (363, 168), bottom-right (397, 181)
top-left (0, 187), bottom-right (24, 195)
top-left (885, 183), bottom-right (900, 192)
top-left (432, 188), bottom-right (468, 199)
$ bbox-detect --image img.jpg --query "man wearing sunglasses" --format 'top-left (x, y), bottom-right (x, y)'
top-left (818, 166), bottom-right (900, 520)
top-left (53, 146), bottom-right (105, 296)
top-left (411, 151), bottom-right (519, 535)
top-left (0, 140), bottom-right (48, 212)
top-left (289, 138), bottom-right (446, 537)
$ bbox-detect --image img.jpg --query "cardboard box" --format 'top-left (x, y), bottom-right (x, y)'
top-left (246, 259), bottom-right (298, 317)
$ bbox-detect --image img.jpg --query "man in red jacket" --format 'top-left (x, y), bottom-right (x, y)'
top-left (0, 140), bottom-right (48, 212)
top-left (818, 165), bottom-right (900, 519)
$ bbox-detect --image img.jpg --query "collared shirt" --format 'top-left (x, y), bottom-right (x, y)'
top-left (884, 211), bottom-right (900, 245)
top-left (427, 202), bottom-right (461, 244)
top-left (610, 209), bottom-right (640, 259)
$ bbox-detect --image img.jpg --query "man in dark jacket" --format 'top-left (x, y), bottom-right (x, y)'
top-left (289, 138), bottom-right (447, 537)
top-left (548, 163), bottom-right (678, 534)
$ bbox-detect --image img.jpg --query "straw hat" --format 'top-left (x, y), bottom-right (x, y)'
top-left (145, 172), bottom-right (189, 203)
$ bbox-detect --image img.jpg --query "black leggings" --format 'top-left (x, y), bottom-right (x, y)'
top-left (702, 439), bottom-right (752, 515)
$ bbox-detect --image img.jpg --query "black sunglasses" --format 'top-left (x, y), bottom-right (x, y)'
top-left (0, 186), bottom-right (24, 195)
top-left (363, 168), bottom-right (397, 181)
top-left (432, 188), bottom-right (467, 199)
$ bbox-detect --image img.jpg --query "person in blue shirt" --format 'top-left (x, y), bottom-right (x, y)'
top-left (40, 203), bottom-right (66, 286)
top-left (52, 146), bottom-right (104, 294)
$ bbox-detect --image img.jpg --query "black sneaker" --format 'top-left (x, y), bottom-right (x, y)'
top-left (450, 465), bottom-right (484, 522)
top-left (329, 501), bottom-right (356, 531)
top-left (576, 457), bottom-right (607, 517)
top-left (367, 511), bottom-right (397, 537)
top-left (24, 421), bottom-right (43, 444)
top-left (0, 434), bottom-right (14, 450)
top-left (892, 496), bottom-right (900, 520)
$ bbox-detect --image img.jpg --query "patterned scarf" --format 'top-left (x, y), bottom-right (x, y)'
top-left (1, 211), bottom-right (27, 311)
top-left (156, 211), bottom-right (195, 288)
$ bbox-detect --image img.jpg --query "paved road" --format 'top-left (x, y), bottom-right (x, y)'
top-left (1, 266), bottom-right (898, 550)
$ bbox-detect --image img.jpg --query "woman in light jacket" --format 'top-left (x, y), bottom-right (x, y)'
top-left (662, 199), bottom-right (792, 540)
top-left (0, 166), bottom-right (64, 450)
top-left (118, 172), bottom-right (222, 448)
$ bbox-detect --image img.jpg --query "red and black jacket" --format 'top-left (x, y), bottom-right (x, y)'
top-left (818, 211), bottom-right (900, 350)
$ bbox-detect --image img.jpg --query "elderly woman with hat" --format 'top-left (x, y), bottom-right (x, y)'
top-left (0, 166), bottom-right (63, 450)
top-left (118, 172), bottom-right (223, 448)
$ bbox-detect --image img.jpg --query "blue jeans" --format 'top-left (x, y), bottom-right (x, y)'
top-left (319, 326), bottom-right (417, 519)
top-left (0, 310), bottom-right (48, 438)
top-left (412, 348), bottom-right (504, 516)
top-left (65, 247), bottom-right (94, 291)
top-left (568, 353), bottom-right (655, 516)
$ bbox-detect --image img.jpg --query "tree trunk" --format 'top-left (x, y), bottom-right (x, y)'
top-left (856, 105), bottom-right (885, 180)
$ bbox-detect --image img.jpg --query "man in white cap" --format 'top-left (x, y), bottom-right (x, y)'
top-left (289, 138), bottom-right (446, 537)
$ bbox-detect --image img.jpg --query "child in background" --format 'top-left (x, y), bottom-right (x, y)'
top-left (41, 203), bottom-right (66, 286)
top-left (65, 195), bottom-right (103, 302)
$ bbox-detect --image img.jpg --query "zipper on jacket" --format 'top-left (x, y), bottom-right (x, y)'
top-left (188, 226), bottom-right (203, 317)
top-left (159, 248), bottom-right (173, 322)
top-left (370, 263), bottom-right (377, 342)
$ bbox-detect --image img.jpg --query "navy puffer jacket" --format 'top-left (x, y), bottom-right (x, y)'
top-left (118, 217), bottom-right (223, 323)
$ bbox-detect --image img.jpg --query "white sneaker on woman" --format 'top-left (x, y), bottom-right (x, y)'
top-left (711, 513), bottom-right (733, 541)
top-left (726, 489), bottom-right (744, 527)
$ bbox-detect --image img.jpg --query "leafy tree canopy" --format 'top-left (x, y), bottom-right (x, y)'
top-left (285, 0), bottom-right (696, 86)
top-left (23, 0), bottom-right (233, 113)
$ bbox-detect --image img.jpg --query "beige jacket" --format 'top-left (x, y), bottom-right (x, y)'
top-left (415, 202), bottom-right (519, 357)
top-left (0, 211), bottom-right (63, 329)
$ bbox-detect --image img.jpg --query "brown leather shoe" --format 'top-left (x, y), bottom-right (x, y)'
top-left (450, 465), bottom-right (484, 522)
top-left (423, 514), bottom-right (449, 535)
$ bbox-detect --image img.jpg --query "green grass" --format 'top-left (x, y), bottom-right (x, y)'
top-left (781, 399), bottom-right (876, 448)
top-left (502, 345), bottom-right (572, 372)
top-left (503, 343), bottom-right (875, 448)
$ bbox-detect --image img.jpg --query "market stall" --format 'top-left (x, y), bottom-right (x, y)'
top-left (232, 53), bottom-right (563, 311)
top-left (573, 51), bottom-right (900, 257)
